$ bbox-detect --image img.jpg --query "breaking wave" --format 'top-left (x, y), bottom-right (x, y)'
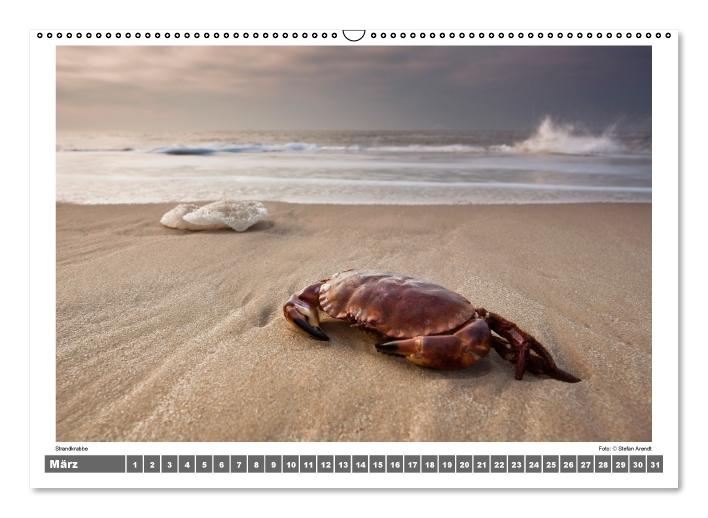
top-left (503, 116), bottom-right (625, 155)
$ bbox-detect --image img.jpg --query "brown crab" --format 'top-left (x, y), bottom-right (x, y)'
top-left (283, 270), bottom-right (580, 383)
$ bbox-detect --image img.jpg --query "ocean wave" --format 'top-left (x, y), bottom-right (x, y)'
top-left (57, 119), bottom-right (647, 157)
top-left (358, 144), bottom-right (487, 153)
top-left (501, 116), bottom-right (626, 156)
top-left (151, 142), bottom-right (492, 155)
top-left (56, 146), bottom-right (134, 152)
top-left (146, 125), bottom-right (642, 157)
top-left (154, 142), bottom-right (322, 155)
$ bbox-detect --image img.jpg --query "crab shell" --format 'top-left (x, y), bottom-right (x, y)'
top-left (318, 270), bottom-right (475, 339)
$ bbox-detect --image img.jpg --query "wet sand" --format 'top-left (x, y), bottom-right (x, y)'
top-left (56, 202), bottom-right (651, 442)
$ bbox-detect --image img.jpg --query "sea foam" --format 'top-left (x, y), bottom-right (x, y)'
top-left (155, 142), bottom-right (321, 156)
top-left (58, 125), bottom-right (651, 205)
top-left (506, 116), bottom-right (624, 155)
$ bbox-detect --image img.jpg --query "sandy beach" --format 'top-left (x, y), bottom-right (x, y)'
top-left (56, 202), bottom-right (651, 442)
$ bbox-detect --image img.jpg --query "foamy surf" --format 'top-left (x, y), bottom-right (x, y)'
top-left (151, 143), bottom-right (491, 155)
top-left (57, 123), bottom-right (651, 205)
top-left (502, 116), bottom-right (625, 156)
top-left (153, 142), bottom-right (322, 155)
top-left (147, 124), bottom-right (633, 157)
top-left (58, 118), bottom-right (648, 158)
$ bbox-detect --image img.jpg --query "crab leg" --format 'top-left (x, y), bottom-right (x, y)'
top-left (375, 318), bottom-right (492, 370)
top-left (478, 308), bottom-right (581, 383)
top-left (283, 282), bottom-right (329, 341)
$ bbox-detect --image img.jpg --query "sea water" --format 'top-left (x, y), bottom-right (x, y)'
top-left (56, 118), bottom-right (651, 205)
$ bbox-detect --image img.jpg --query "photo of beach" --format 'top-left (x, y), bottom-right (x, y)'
top-left (56, 46), bottom-right (651, 442)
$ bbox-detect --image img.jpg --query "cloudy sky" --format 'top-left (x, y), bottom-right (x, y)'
top-left (56, 46), bottom-right (651, 132)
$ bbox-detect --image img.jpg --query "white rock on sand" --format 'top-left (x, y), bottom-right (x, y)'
top-left (159, 203), bottom-right (213, 230)
top-left (160, 200), bottom-right (268, 232)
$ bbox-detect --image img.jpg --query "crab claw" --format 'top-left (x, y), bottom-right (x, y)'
top-left (284, 300), bottom-right (328, 341)
top-left (283, 282), bottom-right (329, 341)
top-left (296, 321), bottom-right (328, 341)
top-left (376, 336), bottom-right (465, 369)
top-left (376, 319), bottom-right (492, 370)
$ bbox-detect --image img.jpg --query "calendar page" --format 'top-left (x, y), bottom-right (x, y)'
top-left (29, 27), bottom-right (678, 488)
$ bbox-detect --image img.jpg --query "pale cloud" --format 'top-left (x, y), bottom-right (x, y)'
top-left (58, 46), bottom-right (466, 95)
top-left (56, 46), bottom-right (651, 131)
